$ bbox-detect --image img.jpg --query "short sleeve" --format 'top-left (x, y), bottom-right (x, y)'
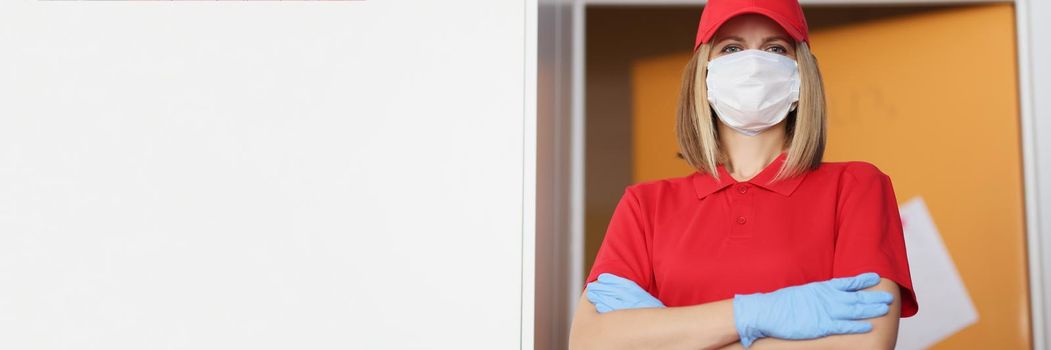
top-left (582, 186), bottom-right (657, 297)
top-left (832, 162), bottom-right (919, 318)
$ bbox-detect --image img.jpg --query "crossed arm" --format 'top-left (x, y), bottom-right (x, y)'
top-left (567, 278), bottom-right (901, 350)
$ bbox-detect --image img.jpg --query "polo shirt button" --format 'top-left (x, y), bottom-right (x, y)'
top-left (737, 185), bottom-right (749, 194)
top-left (736, 216), bottom-right (747, 224)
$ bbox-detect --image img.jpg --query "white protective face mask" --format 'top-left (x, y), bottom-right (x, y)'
top-left (706, 49), bottom-right (801, 137)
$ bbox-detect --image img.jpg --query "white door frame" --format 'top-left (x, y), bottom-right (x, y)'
top-left (1015, 0), bottom-right (1051, 348)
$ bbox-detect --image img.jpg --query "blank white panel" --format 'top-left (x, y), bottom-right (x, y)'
top-left (0, 1), bottom-right (528, 349)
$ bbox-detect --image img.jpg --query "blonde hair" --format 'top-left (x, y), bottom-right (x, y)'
top-left (675, 41), bottom-right (827, 183)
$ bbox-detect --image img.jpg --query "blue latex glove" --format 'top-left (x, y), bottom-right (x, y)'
top-left (733, 272), bottom-right (894, 348)
top-left (585, 272), bottom-right (665, 313)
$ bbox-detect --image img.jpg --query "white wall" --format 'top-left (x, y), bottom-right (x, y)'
top-left (0, 1), bottom-right (535, 349)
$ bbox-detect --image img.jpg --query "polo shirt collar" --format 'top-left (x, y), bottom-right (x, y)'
top-left (691, 150), bottom-right (807, 199)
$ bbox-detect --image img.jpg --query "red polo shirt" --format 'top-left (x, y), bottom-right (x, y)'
top-left (584, 151), bottom-right (918, 318)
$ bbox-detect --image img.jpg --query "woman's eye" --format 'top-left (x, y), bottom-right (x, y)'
top-left (721, 45), bottom-right (742, 54)
top-left (766, 46), bottom-right (788, 54)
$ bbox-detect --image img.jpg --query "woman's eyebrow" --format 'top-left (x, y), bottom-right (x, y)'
top-left (714, 35), bottom-right (791, 44)
top-left (763, 36), bottom-right (792, 43)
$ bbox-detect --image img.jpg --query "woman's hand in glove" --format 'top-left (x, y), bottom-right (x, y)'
top-left (585, 272), bottom-right (665, 313)
top-left (732, 272), bottom-right (894, 348)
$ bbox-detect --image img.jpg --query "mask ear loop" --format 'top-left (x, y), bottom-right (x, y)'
top-left (788, 58), bottom-right (801, 113)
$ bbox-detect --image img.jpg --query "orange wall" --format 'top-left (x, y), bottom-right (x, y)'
top-left (630, 4), bottom-right (1030, 349)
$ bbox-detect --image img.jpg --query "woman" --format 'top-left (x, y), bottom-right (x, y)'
top-left (567, 0), bottom-right (918, 349)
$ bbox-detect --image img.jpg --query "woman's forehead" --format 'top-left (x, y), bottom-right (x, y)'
top-left (712, 13), bottom-right (793, 42)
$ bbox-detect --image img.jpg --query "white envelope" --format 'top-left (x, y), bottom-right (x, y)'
top-left (895, 197), bottom-right (979, 349)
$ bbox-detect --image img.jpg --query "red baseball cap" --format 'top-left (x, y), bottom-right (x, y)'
top-left (694, 0), bottom-right (810, 50)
